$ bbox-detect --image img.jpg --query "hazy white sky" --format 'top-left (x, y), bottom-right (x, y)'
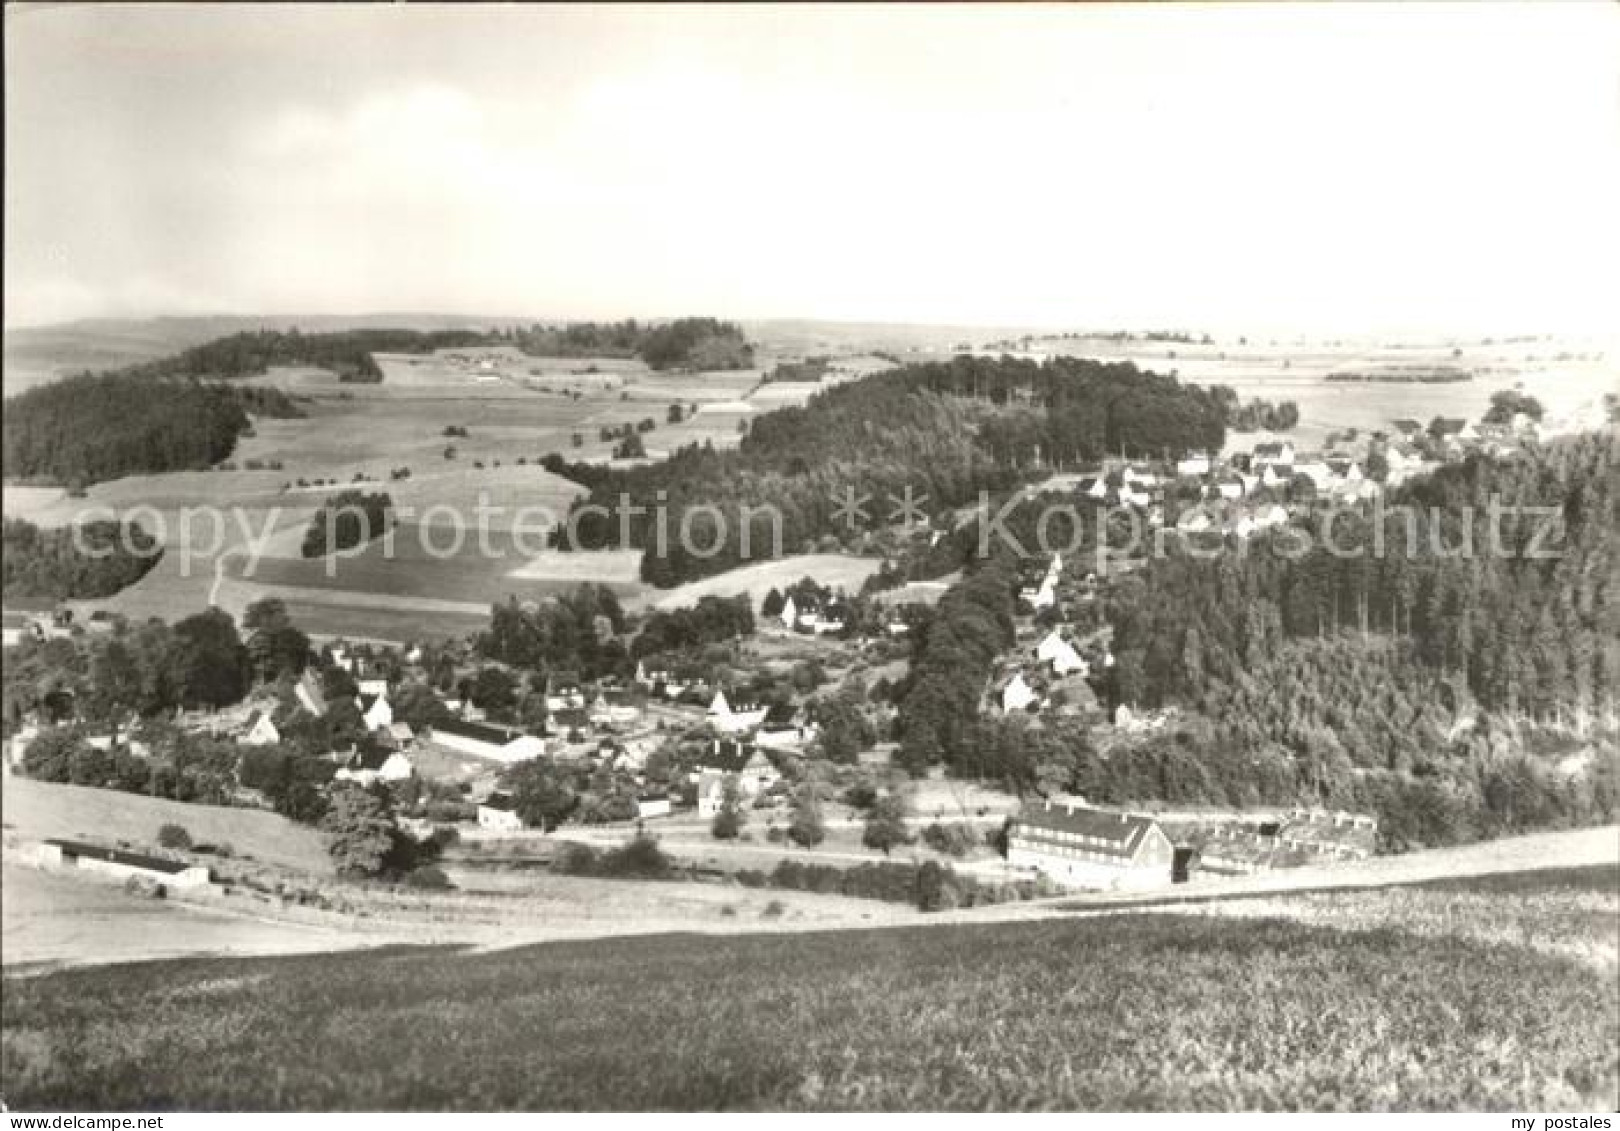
top-left (6, 2), bottom-right (1618, 335)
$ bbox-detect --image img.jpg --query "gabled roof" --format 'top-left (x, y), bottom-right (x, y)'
top-left (1014, 802), bottom-right (1162, 859)
top-left (700, 740), bottom-right (767, 773)
top-left (46, 838), bottom-right (193, 876)
top-left (295, 671), bottom-right (327, 714)
top-left (434, 717), bottom-right (524, 746)
top-left (481, 792), bottom-right (516, 812)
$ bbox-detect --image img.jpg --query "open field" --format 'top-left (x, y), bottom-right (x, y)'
top-left (1, 777), bottom-right (332, 875)
top-left (0, 863), bottom-right (365, 970)
top-left (2, 861), bottom-right (1613, 1110)
top-left (645, 553), bottom-right (885, 612)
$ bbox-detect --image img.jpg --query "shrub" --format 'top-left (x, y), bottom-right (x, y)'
top-left (921, 821), bottom-right (978, 857)
top-left (157, 824), bottom-right (193, 851)
top-left (762, 900), bottom-right (786, 918)
top-left (550, 842), bottom-right (601, 875)
top-left (403, 865), bottom-right (453, 891)
top-left (600, 833), bottom-right (674, 880)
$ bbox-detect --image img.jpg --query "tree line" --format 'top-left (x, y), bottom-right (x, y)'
top-left (3, 372), bottom-right (303, 486)
top-left (1, 516), bottom-right (162, 608)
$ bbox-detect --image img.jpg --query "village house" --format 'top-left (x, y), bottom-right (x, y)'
top-left (240, 710), bottom-right (281, 747)
top-left (1018, 552), bottom-right (1063, 611)
top-left (756, 701), bottom-right (814, 751)
top-left (1007, 801), bottom-right (1176, 890)
top-left (32, 838), bottom-right (212, 890)
top-left (294, 670), bottom-right (327, 717)
top-left (1034, 629), bottom-right (1087, 676)
top-left (430, 718), bottom-right (545, 765)
top-left (477, 792), bottom-right (524, 832)
top-left (636, 793), bottom-right (672, 820)
top-left (588, 688), bottom-right (642, 727)
top-left (359, 690), bottom-right (393, 732)
top-left (693, 739), bottom-right (780, 796)
top-left (695, 771), bottom-right (732, 819)
top-left (634, 659), bottom-right (671, 692)
top-left (379, 721), bottom-right (415, 750)
top-left (544, 672), bottom-right (586, 712)
top-left (708, 689), bottom-right (768, 734)
top-left (1000, 672), bottom-right (1040, 713)
top-left (1208, 475), bottom-right (1245, 501)
top-left (1175, 452), bottom-right (1211, 478)
top-left (334, 748), bottom-right (415, 787)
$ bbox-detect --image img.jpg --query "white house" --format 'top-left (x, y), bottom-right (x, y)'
top-left (477, 793), bottom-right (524, 833)
top-left (708, 690), bottom-right (768, 735)
top-left (335, 749), bottom-right (415, 787)
top-left (1035, 630), bottom-right (1087, 676)
top-left (1175, 453), bottom-right (1211, 478)
top-left (360, 692), bottom-right (392, 732)
top-left (241, 710), bottom-right (281, 747)
top-left (1001, 672), bottom-right (1040, 713)
top-left (636, 794), bottom-right (672, 820)
top-left (696, 771), bottom-right (732, 819)
top-left (694, 741), bottom-right (780, 796)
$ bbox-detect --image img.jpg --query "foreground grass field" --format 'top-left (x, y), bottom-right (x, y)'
top-left (4, 865), bottom-right (1614, 1111)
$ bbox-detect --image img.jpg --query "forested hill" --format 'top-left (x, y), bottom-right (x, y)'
top-left (510, 317), bottom-right (753, 370)
top-left (1092, 434), bottom-right (1620, 846)
top-left (134, 319), bottom-right (755, 380)
top-left (1106, 433), bottom-right (1620, 719)
top-left (2, 372), bottom-right (301, 486)
top-left (545, 354), bottom-right (1228, 587)
top-left (120, 328), bottom-right (498, 384)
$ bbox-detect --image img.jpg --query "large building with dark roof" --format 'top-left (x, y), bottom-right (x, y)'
top-left (1008, 800), bottom-right (1175, 890)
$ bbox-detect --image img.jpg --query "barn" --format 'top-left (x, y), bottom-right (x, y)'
top-left (34, 838), bottom-right (211, 889)
top-left (1008, 801), bottom-right (1175, 890)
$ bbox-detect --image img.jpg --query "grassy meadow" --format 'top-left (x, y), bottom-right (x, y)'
top-left (2, 864), bottom-right (1613, 1111)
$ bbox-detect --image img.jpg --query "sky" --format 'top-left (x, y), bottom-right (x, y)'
top-left (5, 2), bottom-right (1619, 337)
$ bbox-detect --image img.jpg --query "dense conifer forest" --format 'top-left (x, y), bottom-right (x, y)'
top-left (545, 355), bottom-right (1228, 586)
top-left (1, 372), bottom-right (302, 486)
